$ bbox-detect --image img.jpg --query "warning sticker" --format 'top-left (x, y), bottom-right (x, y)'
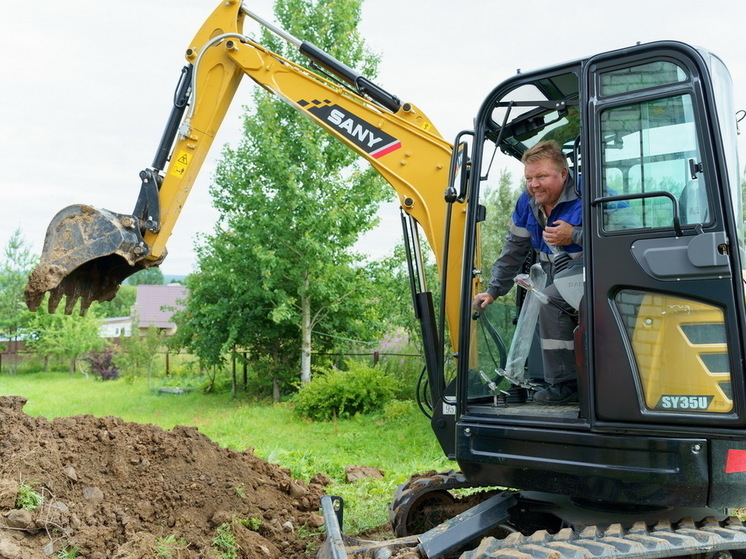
top-left (170, 150), bottom-right (192, 178)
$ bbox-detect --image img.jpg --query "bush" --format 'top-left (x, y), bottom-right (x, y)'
top-left (293, 361), bottom-right (399, 421)
top-left (82, 347), bottom-right (119, 381)
top-left (378, 353), bottom-right (426, 400)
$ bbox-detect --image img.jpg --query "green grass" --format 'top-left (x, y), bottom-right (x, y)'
top-left (0, 371), bottom-right (450, 534)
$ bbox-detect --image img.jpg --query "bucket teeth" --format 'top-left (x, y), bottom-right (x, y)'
top-left (46, 288), bottom-right (63, 315)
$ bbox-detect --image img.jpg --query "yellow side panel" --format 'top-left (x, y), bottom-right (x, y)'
top-left (621, 291), bottom-right (732, 413)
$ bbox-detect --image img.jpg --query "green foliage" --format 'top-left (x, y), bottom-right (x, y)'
top-left (363, 244), bottom-right (440, 345)
top-left (26, 305), bottom-right (104, 375)
top-left (0, 229), bottom-right (37, 374)
top-left (372, 332), bottom-right (427, 400)
top-left (237, 516), bottom-right (262, 531)
top-left (175, 0), bottom-right (392, 389)
top-left (476, 300), bottom-right (518, 363)
top-left (197, 366), bottom-right (235, 395)
top-left (293, 361), bottom-right (399, 420)
top-left (16, 482), bottom-right (43, 511)
top-left (211, 523), bottom-right (238, 559)
top-left (479, 169), bottom-right (520, 277)
top-left (297, 523), bottom-right (324, 555)
top-left (115, 324), bottom-right (162, 379)
top-left (94, 285), bottom-right (136, 318)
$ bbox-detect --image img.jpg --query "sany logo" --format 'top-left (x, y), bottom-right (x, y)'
top-left (298, 99), bottom-right (401, 159)
top-left (327, 109), bottom-right (383, 149)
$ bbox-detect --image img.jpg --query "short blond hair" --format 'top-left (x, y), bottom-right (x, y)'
top-left (521, 141), bottom-right (568, 172)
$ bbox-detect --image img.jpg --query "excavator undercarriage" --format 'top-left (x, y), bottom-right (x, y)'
top-left (320, 471), bottom-right (746, 559)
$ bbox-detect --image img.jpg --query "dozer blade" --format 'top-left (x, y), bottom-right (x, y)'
top-left (25, 204), bottom-right (161, 315)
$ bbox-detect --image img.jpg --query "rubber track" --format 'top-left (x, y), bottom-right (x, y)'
top-left (460, 516), bottom-right (746, 559)
top-left (389, 471), bottom-right (746, 559)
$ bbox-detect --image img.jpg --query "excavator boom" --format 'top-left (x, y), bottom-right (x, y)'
top-left (25, 0), bottom-right (458, 328)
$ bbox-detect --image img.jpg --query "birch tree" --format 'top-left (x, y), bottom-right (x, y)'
top-left (179, 0), bottom-right (391, 386)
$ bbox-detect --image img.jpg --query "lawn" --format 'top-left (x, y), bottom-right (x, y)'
top-left (0, 371), bottom-right (451, 534)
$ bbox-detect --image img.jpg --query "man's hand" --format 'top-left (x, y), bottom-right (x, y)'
top-left (472, 292), bottom-right (495, 311)
top-left (543, 219), bottom-right (575, 247)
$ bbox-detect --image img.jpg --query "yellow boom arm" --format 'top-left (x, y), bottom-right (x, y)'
top-left (25, 0), bottom-right (467, 344)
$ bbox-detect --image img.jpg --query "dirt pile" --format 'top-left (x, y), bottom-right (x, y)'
top-left (0, 396), bottom-right (327, 558)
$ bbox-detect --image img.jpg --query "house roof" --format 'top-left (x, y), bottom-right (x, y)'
top-left (133, 285), bottom-right (188, 329)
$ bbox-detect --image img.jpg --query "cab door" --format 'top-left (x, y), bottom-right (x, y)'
top-left (582, 43), bottom-right (746, 426)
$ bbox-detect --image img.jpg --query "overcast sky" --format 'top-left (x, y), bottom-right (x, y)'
top-left (2, 0), bottom-right (745, 276)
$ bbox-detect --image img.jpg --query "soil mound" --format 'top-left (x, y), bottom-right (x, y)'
top-left (0, 396), bottom-right (327, 558)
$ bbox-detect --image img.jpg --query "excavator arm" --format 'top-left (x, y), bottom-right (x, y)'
top-left (25, 0), bottom-right (465, 344)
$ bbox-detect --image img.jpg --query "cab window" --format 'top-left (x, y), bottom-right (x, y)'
top-left (597, 60), bottom-right (710, 232)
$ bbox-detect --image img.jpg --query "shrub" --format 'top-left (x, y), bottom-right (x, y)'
top-left (293, 361), bottom-right (399, 421)
top-left (378, 352), bottom-right (426, 400)
top-left (82, 347), bottom-right (120, 381)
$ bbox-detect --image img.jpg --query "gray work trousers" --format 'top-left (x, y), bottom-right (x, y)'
top-left (537, 269), bottom-right (578, 385)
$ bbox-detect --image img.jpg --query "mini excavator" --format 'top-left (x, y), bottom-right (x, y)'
top-left (25, 2), bottom-right (746, 557)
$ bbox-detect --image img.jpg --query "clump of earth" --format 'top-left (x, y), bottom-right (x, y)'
top-left (0, 396), bottom-right (329, 558)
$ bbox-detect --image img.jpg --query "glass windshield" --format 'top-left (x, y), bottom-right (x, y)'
top-left (600, 60), bottom-right (687, 96)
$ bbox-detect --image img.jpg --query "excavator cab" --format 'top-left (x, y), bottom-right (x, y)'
top-left (341, 41), bottom-right (746, 559)
top-left (432, 41), bottom-right (746, 511)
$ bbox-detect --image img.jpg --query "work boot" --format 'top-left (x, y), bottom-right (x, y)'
top-left (533, 381), bottom-right (578, 405)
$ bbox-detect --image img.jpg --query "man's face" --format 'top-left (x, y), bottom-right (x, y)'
top-left (524, 158), bottom-right (567, 209)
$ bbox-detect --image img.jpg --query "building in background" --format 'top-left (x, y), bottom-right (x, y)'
top-left (100, 285), bottom-right (188, 339)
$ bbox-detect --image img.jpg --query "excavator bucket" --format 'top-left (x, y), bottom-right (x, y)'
top-left (25, 204), bottom-right (158, 316)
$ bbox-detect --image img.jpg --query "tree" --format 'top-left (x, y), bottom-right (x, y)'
top-left (479, 169), bottom-right (519, 276)
top-left (95, 284), bottom-right (137, 318)
top-left (26, 305), bottom-right (104, 375)
top-left (477, 170), bottom-right (522, 344)
top-left (0, 229), bottom-right (37, 373)
top-left (364, 242), bottom-right (440, 345)
top-left (179, 0), bottom-right (391, 387)
top-left (115, 321), bottom-right (163, 383)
